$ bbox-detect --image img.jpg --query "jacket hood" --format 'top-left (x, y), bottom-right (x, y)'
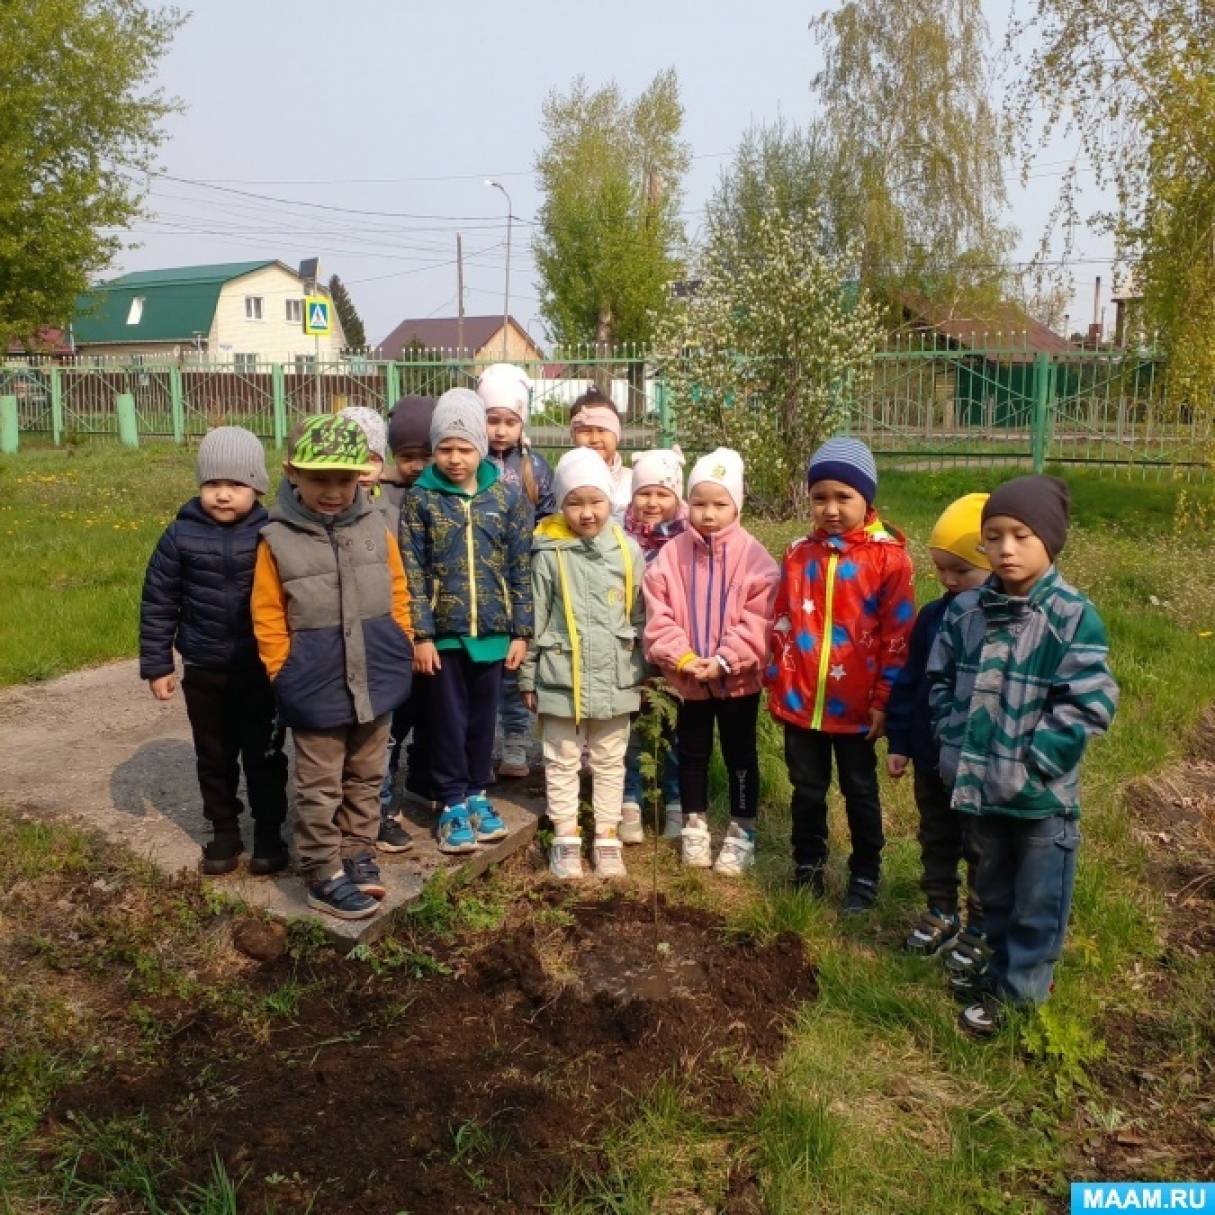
top-left (269, 476), bottom-right (371, 531)
top-left (532, 514), bottom-right (625, 554)
top-left (415, 459), bottom-right (500, 496)
top-left (176, 496), bottom-right (269, 530)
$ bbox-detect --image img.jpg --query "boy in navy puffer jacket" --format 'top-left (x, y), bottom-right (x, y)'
top-left (139, 427), bottom-right (288, 876)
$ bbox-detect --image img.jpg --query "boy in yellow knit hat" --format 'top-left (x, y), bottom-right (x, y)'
top-left (886, 494), bottom-right (991, 968)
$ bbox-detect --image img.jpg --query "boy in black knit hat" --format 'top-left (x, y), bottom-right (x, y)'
top-left (928, 475), bottom-right (1118, 1036)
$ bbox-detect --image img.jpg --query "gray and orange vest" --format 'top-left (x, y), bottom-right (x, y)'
top-left (259, 485), bottom-right (413, 730)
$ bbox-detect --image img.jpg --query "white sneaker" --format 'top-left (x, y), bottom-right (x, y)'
top-left (548, 835), bottom-right (584, 880)
top-left (713, 822), bottom-right (756, 876)
top-left (662, 802), bottom-right (684, 840)
top-left (497, 734), bottom-right (530, 779)
top-left (618, 802), bottom-right (644, 844)
top-left (681, 814), bottom-right (712, 868)
top-left (592, 835), bottom-right (627, 877)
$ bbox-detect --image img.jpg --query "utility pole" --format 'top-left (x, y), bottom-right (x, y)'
top-left (485, 179), bottom-right (512, 359)
top-left (456, 233), bottom-right (465, 357)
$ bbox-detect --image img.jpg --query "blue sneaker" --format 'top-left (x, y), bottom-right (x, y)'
top-left (437, 804), bottom-right (478, 854)
top-left (306, 873), bottom-right (378, 921)
top-left (467, 792), bottom-right (507, 842)
top-left (342, 852), bottom-right (387, 899)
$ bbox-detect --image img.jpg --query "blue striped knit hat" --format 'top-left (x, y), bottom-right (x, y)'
top-left (807, 437), bottom-right (878, 504)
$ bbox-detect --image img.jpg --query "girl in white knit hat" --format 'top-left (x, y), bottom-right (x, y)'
top-left (475, 364), bottom-right (556, 781)
top-left (619, 446), bottom-right (687, 843)
top-left (518, 448), bottom-right (648, 879)
top-left (643, 447), bottom-right (780, 874)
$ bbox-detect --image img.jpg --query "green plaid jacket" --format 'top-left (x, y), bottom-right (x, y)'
top-left (927, 567), bottom-right (1118, 819)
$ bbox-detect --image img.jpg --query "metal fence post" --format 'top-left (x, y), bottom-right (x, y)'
top-left (1031, 352), bottom-right (1052, 474)
top-left (170, 365), bottom-right (185, 444)
top-left (1, 395), bottom-right (18, 454)
top-left (271, 363), bottom-right (286, 449)
top-left (116, 393), bottom-right (139, 448)
top-left (655, 378), bottom-right (673, 448)
top-left (50, 366), bottom-right (63, 445)
top-left (385, 361), bottom-right (401, 415)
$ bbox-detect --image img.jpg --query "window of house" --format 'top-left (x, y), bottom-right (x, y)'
top-left (286, 298), bottom-right (302, 323)
top-left (126, 297), bottom-right (144, 325)
top-left (245, 296), bottom-right (263, 320)
top-left (294, 354), bottom-right (317, 376)
top-left (233, 353), bottom-right (258, 373)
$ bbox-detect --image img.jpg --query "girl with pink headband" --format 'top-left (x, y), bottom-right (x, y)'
top-left (570, 387), bottom-right (632, 521)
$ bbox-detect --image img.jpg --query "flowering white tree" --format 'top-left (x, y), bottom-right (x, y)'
top-left (655, 202), bottom-right (882, 513)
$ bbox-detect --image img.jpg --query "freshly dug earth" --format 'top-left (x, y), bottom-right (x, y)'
top-left (48, 890), bottom-right (817, 1212)
top-left (1076, 717), bottom-right (1215, 1181)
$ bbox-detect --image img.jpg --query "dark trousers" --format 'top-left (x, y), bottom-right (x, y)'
top-left (914, 764), bottom-right (982, 922)
top-left (380, 678), bottom-right (433, 813)
top-left (429, 650), bottom-right (504, 806)
top-left (970, 814), bottom-right (1079, 1006)
top-left (784, 725), bottom-right (883, 880)
top-left (181, 664), bottom-right (287, 836)
top-left (677, 693), bottom-right (761, 820)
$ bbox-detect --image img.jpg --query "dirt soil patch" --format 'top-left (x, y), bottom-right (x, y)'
top-left (46, 889), bottom-right (817, 1212)
top-left (1074, 716), bottom-right (1215, 1181)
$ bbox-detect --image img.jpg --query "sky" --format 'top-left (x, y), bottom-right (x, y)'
top-left (114, 0), bottom-right (1117, 348)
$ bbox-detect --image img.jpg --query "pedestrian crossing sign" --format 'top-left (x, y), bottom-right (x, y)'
top-left (303, 296), bottom-right (331, 335)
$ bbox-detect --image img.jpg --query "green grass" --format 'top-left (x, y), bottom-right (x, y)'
top-left (1, 449), bottom-right (1213, 1210)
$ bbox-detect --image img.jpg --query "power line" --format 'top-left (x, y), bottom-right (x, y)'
top-left (142, 169), bottom-right (538, 225)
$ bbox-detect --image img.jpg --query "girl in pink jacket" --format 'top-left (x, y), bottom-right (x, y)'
top-left (643, 448), bottom-right (780, 873)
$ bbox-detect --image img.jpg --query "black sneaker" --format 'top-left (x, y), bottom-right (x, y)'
top-left (792, 864), bottom-right (826, 898)
top-left (904, 908), bottom-right (961, 957)
top-left (842, 877), bottom-right (879, 913)
top-left (342, 852), bottom-right (387, 899)
top-left (377, 815), bottom-right (414, 853)
top-left (945, 927), bottom-right (992, 1000)
top-left (958, 994), bottom-right (1004, 1038)
top-left (248, 828), bottom-right (289, 876)
top-left (200, 832), bottom-right (244, 876)
top-left (307, 873), bottom-right (378, 921)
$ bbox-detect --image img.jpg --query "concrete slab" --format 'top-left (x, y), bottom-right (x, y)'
top-left (0, 660), bottom-right (543, 947)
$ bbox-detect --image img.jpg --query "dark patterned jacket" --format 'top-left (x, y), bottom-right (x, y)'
top-left (400, 461), bottom-right (533, 642)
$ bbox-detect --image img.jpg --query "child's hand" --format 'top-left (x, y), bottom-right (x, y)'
top-left (504, 638), bottom-right (528, 671)
top-left (413, 641), bottom-right (441, 675)
top-left (692, 658), bottom-right (718, 682)
top-left (886, 753), bottom-right (909, 779)
top-left (148, 674), bottom-right (176, 701)
top-left (866, 708), bottom-right (887, 742)
top-left (521, 691), bottom-right (537, 713)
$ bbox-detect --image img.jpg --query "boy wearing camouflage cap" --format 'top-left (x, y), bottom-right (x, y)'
top-left (252, 415), bottom-right (415, 920)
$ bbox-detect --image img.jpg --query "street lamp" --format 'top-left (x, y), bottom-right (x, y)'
top-left (485, 179), bottom-right (512, 358)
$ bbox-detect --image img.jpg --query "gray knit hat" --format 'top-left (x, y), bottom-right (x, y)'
top-left (431, 388), bottom-right (488, 460)
top-left (197, 426), bottom-right (269, 494)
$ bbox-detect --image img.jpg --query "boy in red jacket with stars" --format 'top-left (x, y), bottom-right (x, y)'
top-left (766, 438), bottom-right (915, 911)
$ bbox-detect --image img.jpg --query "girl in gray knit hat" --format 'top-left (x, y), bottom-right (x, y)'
top-left (139, 426), bottom-right (288, 876)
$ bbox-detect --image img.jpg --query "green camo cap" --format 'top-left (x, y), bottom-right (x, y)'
top-left (286, 415), bottom-right (371, 471)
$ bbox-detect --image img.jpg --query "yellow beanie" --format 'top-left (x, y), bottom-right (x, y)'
top-left (928, 493), bottom-right (992, 570)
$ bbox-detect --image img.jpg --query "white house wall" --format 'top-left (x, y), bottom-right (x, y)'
top-left (210, 265), bottom-right (346, 360)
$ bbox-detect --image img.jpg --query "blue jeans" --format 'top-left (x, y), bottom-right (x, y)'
top-left (970, 813), bottom-right (1080, 1006)
top-left (498, 668), bottom-right (531, 739)
top-left (623, 722), bottom-right (681, 807)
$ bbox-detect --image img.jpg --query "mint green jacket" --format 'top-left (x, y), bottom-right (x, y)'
top-left (517, 516), bottom-right (647, 722)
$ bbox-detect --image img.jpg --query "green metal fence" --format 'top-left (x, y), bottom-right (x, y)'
top-left (3, 338), bottom-right (1209, 478)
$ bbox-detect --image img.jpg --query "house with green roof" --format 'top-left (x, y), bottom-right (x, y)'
top-left (72, 260), bottom-right (346, 366)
